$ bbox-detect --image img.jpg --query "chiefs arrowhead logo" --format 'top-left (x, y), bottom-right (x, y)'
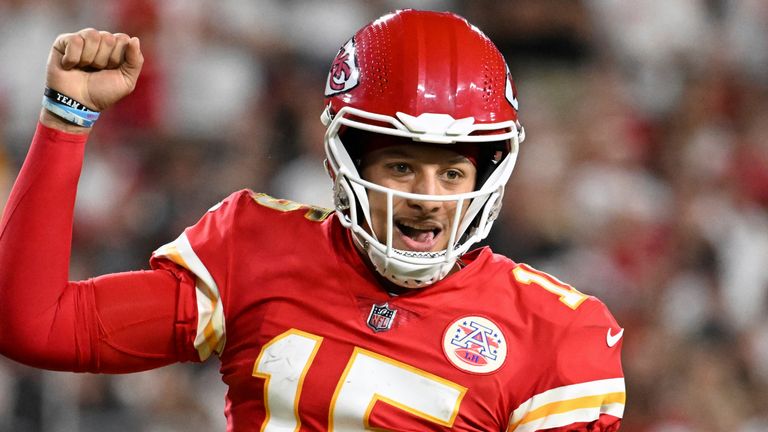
top-left (325, 37), bottom-right (360, 96)
top-left (504, 64), bottom-right (519, 111)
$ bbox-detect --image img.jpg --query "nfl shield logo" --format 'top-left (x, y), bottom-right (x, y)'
top-left (367, 303), bottom-right (397, 332)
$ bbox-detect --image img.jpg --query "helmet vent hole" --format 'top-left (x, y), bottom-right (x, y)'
top-left (363, 24), bottom-right (391, 97)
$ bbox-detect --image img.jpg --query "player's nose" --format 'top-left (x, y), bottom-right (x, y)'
top-left (406, 173), bottom-right (443, 213)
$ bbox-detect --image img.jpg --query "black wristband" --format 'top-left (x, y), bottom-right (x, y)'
top-left (43, 87), bottom-right (97, 112)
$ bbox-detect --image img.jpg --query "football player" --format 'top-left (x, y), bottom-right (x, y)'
top-left (0, 9), bottom-right (625, 431)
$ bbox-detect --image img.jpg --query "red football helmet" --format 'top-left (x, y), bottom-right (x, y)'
top-left (322, 9), bottom-right (525, 287)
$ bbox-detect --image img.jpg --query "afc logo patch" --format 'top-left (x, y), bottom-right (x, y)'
top-left (325, 37), bottom-right (360, 96)
top-left (367, 303), bottom-right (397, 332)
top-left (443, 316), bottom-right (507, 374)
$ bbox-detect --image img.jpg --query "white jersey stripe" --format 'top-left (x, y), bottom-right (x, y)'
top-left (509, 378), bottom-right (625, 430)
top-left (153, 232), bottom-right (226, 360)
top-left (511, 378), bottom-right (624, 421)
top-left (512, 404), bottom-right (624, 432)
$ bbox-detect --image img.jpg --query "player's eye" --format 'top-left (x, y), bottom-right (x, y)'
top-left (387, 162), bottom-right (411, 175)
top-left (443, 169), bottom-right (464, 181)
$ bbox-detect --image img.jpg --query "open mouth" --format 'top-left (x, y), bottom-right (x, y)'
top-left (395, 221), bottom-right (442, 251)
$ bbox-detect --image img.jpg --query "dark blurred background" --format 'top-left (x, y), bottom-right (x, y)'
top-left (1, 0), bottom-right (767, 431)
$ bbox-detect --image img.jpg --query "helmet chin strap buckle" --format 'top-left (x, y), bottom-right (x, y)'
top-left (395, 112), bottom-right (475, 143)
top-left (334, 187), bottom-right (350, 211)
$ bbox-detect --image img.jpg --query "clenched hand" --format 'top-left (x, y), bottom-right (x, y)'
top-left (41, 28), bottom-right (143, 132)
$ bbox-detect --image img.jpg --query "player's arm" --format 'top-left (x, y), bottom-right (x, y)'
top-left (507, 290), bottom-right (625, 432)
top-left (0, 29), bottom-right (198, 372)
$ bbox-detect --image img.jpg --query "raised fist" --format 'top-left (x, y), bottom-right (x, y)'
top-left (45, 28), bottom-right (144, 113)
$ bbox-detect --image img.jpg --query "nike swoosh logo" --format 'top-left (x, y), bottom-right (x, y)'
top-left (606, 328), bottom-right (624, 347)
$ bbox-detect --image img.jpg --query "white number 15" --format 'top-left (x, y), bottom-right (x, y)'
top-left (253, 329), bottom-right (467, 431)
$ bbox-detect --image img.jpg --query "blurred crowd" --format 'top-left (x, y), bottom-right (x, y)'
top-left (1, 0), bottom-right (767, 431)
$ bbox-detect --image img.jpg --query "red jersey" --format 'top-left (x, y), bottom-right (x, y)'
top-left (150, 190), bottom-right (625, 431)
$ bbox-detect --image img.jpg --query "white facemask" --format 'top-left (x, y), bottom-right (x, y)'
top-left (323, 105), bottom-right (524, 287)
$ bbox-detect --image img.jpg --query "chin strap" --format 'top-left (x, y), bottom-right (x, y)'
top-left (365, 242), bottom-right (456, 288)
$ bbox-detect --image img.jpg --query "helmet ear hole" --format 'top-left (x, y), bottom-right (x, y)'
top-left (474, 141), bottom-right (510, 189)
top-left (338, 127), bottom-right (367, 169)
